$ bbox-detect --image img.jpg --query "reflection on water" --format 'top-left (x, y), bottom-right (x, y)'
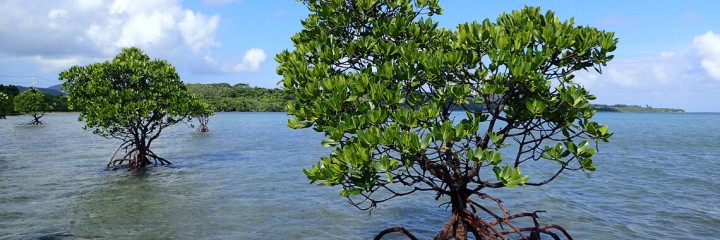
top-left (1, 112), bottom-right (719, 239)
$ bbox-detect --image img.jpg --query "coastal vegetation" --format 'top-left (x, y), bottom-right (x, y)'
top-left (186, 83), bottom-right (290, 112)
top-left (277, 0), bottom-right (616, 239)
top-left (59, 47), bottom-right (207, 170)
top-left (0, 92), bottom-right (8, 119)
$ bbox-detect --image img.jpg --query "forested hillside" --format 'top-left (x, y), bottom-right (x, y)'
top-left (186, 83), bottom-right (289, 112)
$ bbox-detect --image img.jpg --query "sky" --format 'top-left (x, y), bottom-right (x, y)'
top-left (0, 0), bottom-right (719, 112)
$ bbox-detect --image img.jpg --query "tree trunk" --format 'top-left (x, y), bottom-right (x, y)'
top-left (31, 113), bottom-right (43, 125)
top-left (197, 123), bottom-right (209, 132)
top-left (436, 186), bottom-right (473, 240)
top-left (135, 143), bottom-right (152, 167)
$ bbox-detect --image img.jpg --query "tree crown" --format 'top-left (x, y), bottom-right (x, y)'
top-left (60, 47), bottom-right (201, 139)
top-left (14, 88), bottom-right (53, 115)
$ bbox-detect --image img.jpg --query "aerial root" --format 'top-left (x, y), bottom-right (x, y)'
top-left (106, 142), bottom-right (172, 169)
top-left (196, 124), bottom-right (209, 132)
top-left (23, 119), bottom-right (44, 125)
top-left (374, 193), bottom-right (574, 240)
top-left (108, 141), bottom-right (133, 168)
top-left (373, 227), bottom-right (418, 240)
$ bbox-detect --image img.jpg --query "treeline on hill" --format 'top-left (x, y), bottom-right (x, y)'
top-left (0, 84), bottom-right (71, 115)
top-left (1, 83), bottom-right (289, 115)
top-left (186, 83), bottom-right (290, 112)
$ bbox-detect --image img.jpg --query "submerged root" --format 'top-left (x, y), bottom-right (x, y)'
top-left (374, 193), bottom-right (574, 240)
top-left (196, 123), bottom-right (209, 132)
top-left (107, 142), bottom-right (172, 170)
top-left (23, 119), bottom-right (44, 125)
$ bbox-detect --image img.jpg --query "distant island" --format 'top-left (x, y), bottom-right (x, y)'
top-left (590, 104), bottom-right (684, 113)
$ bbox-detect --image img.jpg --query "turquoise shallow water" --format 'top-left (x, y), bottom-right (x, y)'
top-left (1, 112), bottom-right (718, 239)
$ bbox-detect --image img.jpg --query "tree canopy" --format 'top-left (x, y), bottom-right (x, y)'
top-left (60, 47), bottom-right (204, 169)
top-left (14, 88), bottom-right (53, 124)
top-left (277, 1), bottom-right (616, 239)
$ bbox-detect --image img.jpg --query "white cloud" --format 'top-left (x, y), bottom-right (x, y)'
top-left (179, 10), bottom-right (221, 52)
top-left (693, 31), bottom-right (720, 80)
top-left (75, 0), bottom-right (102, 11)
top-left (0, 0), bottom-right (222, 71)
top-left (230, 48), bottom-right (267, 72)
top-left (48, 9), bottom-right (69, 29)
top-left (33, 56), bottom-right (83, 72)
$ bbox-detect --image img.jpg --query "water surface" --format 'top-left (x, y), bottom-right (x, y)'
top-left (1, 112), bottom-right (718, 239)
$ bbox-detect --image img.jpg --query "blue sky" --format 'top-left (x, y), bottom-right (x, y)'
top-left (1, 0), bottom-right (719, 112)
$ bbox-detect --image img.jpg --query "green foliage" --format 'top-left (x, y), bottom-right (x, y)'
top-left (278, 0), bottom-right (616, 210)
top-left (14, 88), bottom-right (54, 124)
top-left (0, 84), bottom-right (20, 116)
top-left (59, 47), bottom-right (202, 168)
top-left (186, 83), bottom-right (290, 112)
top-left (188, 98), bottom-right (214, 118)
top-left (0, 92), bottom-right (8, 119)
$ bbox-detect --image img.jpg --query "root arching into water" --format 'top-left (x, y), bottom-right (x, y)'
top-left (374, 193), bottom-right (573, 240)
top-left (108, 141), bottom-right (172, 170)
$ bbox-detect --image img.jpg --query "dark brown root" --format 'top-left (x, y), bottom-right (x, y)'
top-left (374, 193), bottom-right (574, 240)
top-left (23, 113), bottom-right (45, 125)
top-left (107, 142), bottom-right (172, 170)
top-left (23, 119), bottom-right (44, 125)
top-left (196, 116), bottom-right (210, 132)
top-left (373, 227), bottom-right (418, 240)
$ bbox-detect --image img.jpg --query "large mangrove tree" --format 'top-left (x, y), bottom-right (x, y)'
top-left (277, 0), bottom-right (616, 239)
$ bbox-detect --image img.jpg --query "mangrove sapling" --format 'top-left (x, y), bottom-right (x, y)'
top-left (60, 47), bottom-right (205, 169)
top-left (191, 100), bottom-right (214, 132)
top-left (14, 88), bottom-right (53, 125)
top-left (277, 1), bottom-right (616, 239)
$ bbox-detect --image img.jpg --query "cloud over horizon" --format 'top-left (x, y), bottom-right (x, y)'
top-left (0, 0), bottom-right (264, 74)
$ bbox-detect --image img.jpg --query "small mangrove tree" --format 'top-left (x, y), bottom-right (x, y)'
top-left (60, 47), bottom-right (205, 169)
top-left (14, 88), bottom-right (53, 124)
